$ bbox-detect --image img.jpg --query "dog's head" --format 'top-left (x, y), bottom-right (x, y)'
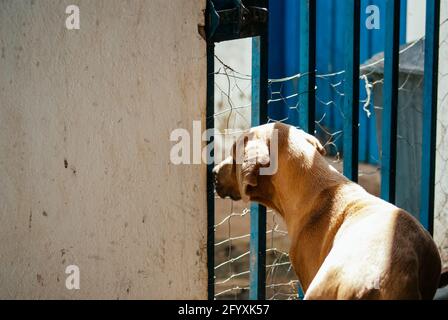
top-left (213, 123), bottom-right (326, 204)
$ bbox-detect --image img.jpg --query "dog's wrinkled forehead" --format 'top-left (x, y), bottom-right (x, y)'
top-left (230, 123), bottom-right (326, 162)
top-left (231, 127), bottom-right (272, 160)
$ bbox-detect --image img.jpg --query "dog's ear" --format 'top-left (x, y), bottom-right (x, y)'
top-left (303, 132), bottom-right (326, 156)
top-left (232, 135), bottom-right (270, 199)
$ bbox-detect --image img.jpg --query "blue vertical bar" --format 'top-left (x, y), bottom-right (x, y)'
top-left (206, 42), bottom-right (215, 299)
top-left (299, 0), bottom-right (316, 133)
top-left (250, 37), bottom-right (260, 300)
top-left (400, 0), bottom-right (408, 44)
top-left (268, 0), bottom-right (288, 122)
top-left (249, 7), bottom-right (269, 299)
top-left (381, 0), bottom-right (401, 203)
top-left (284, 0), bottom-right (300, 126)
top-left (343, 0), bottom-right (360, 182)
top-left (420, 0), bottom-right (440, 234)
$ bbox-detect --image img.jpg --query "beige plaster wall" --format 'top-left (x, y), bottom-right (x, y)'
top-left (0, 0), bottom-right (207, 299)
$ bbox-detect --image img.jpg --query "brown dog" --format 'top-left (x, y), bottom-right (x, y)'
top-left (213, 122), bottom-right (443, 299)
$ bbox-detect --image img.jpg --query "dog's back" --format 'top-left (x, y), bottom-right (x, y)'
top-left (305, 185), bottom-right (441, 300)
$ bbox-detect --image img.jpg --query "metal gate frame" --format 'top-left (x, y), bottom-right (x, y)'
top-left (205, 0), bottom-right (441, 300)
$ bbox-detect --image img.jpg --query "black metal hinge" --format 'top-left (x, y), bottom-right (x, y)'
top-left (198, 0), bottom-right (268, 43)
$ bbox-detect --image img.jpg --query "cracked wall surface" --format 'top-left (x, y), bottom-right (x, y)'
top-left (435, 0), bottom-right (448, 270)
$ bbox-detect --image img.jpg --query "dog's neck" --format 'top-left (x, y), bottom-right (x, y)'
top-left (270, 150), bottom-right (359, 290)
top-left (273, 149), bottom-right (349, 225)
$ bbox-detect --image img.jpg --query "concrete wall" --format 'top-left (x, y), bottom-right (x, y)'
top-left (435, 0), bottom-right (448, 270)
top-left (0, 0), bottom-right (207, 299)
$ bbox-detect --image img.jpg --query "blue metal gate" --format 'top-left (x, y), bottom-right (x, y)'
top-left (205, 0), bottom-right (441, 300)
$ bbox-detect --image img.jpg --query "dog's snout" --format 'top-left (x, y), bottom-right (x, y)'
top-left (212, 157), bottom-right (241, 201)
